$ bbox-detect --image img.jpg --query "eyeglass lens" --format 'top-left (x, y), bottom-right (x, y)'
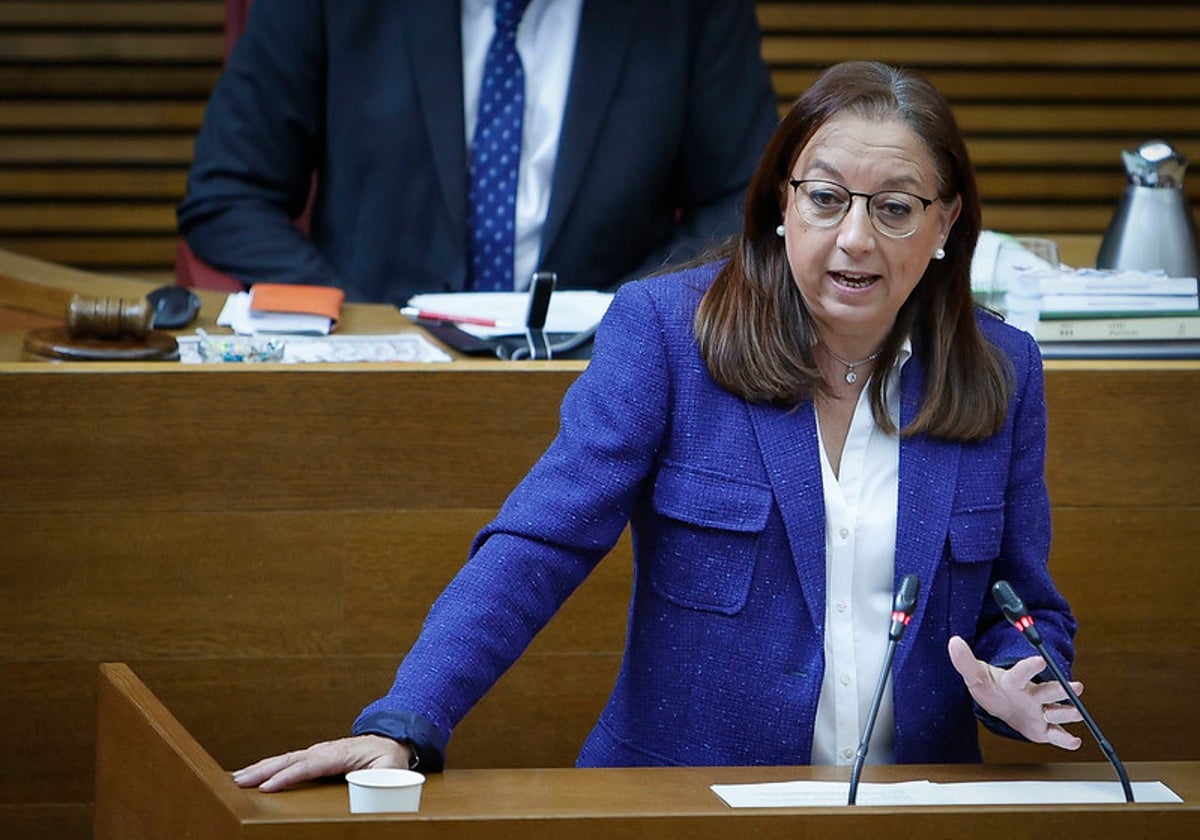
top-left (793, 180), bottom-right (927, 238)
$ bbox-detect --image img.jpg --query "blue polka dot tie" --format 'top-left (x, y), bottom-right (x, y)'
top-left (468, 0), bottom-right (532, 291)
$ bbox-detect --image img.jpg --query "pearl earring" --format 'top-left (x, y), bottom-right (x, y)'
top-left (775, 224), bottom-right (786, 237)
top-left (934, 247), bottom-right (946, 260)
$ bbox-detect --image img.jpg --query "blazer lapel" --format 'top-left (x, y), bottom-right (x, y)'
top-left (891, 358), bottom-right (961, 676)
top-left (541, 0), bottom-right (637, 259)
top-left (400, 0), bottom-right (468, 254)
top-left (747, 400), bottom-right (827, 636)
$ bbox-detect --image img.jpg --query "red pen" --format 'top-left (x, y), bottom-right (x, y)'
top-left (400, 307), bottom-right (513, 328)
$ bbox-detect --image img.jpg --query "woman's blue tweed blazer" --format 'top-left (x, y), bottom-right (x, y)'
top-left (354, 261), bottom-right (1076, 771)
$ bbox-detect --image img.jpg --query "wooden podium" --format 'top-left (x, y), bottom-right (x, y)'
top-left (94, 663), bottom-right (1198, 840)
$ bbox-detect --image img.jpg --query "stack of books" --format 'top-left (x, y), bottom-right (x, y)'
top-left (1005, 268), bottom-right (1200, 359)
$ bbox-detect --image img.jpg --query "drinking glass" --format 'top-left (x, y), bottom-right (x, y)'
top-left (981, 236), bottom-right (1060, 315)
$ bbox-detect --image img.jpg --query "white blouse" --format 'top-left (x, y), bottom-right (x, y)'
top-left (811, 341), bottom-right (912, 765)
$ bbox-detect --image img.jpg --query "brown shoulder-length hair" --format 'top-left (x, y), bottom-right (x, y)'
top-left (695, 60), bottom-right (1011, 441)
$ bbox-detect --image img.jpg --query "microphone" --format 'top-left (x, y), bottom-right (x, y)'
top-left (847, 573), bottom-right (920, 805)
top-left (991, 580), bottom-right (1134, 803)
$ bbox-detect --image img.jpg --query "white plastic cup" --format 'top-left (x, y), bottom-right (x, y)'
top-left (345, 768), bottom-right (425, 814)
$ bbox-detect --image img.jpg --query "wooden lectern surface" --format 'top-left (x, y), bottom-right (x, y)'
top-left (95, 663), bottom-right (1199, 840)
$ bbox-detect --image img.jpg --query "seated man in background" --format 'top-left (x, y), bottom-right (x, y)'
top-left (176, 0), bottom-right (779, 304)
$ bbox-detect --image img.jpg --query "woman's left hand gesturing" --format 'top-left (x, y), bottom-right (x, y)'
top-left (948, 635), bottom-right (1084, 750)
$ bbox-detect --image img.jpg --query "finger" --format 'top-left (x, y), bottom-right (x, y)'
top-left (1031, 678), bottom-right (1085, 706)
top-left (1000, 654), bottom-right (1047, 688)
top-left (1042, 703), bottom-right (1084, 726)
top-left (1042, 723), bottom-right (1083, 751)
top-left (256, 737), bottom-right (411, 792)
top-left (232, 751), bottom-right (304, 788)
top-left (947, 636), bottom-right (987, 684)
top-left (235, 744), bottom-right (346, 792)
top-left (257, 755), bottom-right (335, 792)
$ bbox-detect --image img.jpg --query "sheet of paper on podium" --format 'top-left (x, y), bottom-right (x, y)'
top-left (710, 779), bottom-right (1182, 808)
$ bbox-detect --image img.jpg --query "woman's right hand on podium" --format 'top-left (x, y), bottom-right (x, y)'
top-left (232, 734), bottom-right (414, 792)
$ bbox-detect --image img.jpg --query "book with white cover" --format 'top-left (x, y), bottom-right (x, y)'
top-left (1037, 293), bottom-right (1199, 313)
top-left (1008, 269), bottom-right (1197, 298)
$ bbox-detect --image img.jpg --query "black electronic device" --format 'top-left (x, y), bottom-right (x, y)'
top-left (147, 285), bottom-right (201, 329)
top-left (416, 271), bottom-right (598, 360)
top-left (519, 271), bottom-right (556, 360)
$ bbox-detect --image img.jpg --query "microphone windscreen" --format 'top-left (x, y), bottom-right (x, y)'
top-left (895, 573), bottom-right (920, 615)
top-left (991, 579), bottom-right (1026, 623)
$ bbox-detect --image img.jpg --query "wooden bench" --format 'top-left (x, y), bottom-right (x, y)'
top-left (2, 2), bottom-right (1199, 277)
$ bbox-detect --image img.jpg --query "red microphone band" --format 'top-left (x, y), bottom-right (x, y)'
top-left (890, 610), bottom-right (912, 625)
top-left (1015, 615), bottom-right (1035, 632)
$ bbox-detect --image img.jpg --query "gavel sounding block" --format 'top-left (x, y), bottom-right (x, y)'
top-left (23, 326), bottom-right (179, 361)
top-left (22, 293), bottom-right (179, 361)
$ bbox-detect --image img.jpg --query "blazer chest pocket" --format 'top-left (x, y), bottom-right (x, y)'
top-left (647, 463), bottom-right (773, 615)
top-left (947, 506), bottom-right (1004, 565)
top-left (946, 506), bottom-right (1004, 637)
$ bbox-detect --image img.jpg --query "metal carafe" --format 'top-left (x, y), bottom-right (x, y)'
top-left (1096, 139), bottom-right (1200, 278)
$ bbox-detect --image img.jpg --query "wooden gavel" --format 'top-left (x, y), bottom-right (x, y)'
top-left (66, 294), bottom-right (153, 340)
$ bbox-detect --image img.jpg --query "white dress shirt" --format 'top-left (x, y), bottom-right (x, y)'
top-left (810, 342), bottom-right (912, 765)
top-left (462, 0), bottom-right (583, 290)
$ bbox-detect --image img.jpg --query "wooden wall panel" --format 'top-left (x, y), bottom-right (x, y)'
top-left (0, 368), bottom-right (568, 514)
top-left (1043, 366), bottom-right (1199, 507)
top-left (2, 509), bottom-right (633, 661)
top-left (0, 0), bottom-right (222, 278)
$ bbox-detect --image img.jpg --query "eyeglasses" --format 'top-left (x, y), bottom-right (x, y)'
top-left (788, 178), bottom-right (935, 239)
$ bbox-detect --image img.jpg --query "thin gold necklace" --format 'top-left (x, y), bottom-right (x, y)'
top-left (823, 345), bottom-right (882, 384)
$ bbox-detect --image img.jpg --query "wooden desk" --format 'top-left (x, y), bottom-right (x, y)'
top-left (0, 245), bottom-right (433, 361)
top-left (3, 247), bottom-right (1198, 839)
top-left (94, 663), bottom-right (1199, 840)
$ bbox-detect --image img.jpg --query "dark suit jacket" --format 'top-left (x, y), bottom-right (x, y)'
top-left (177, 0), bottom-right (779, 304)
top-left (353, 263), bottom-right (1077, 770)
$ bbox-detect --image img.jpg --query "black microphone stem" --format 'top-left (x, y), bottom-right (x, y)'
top-left (847, 574), bottom-right (919, 806)
top-left (846, 637), bottom-right (898, 806)
top-left (991, 580), bottom-right (1134, 803)
top-left (1029, 637), bottom-right (1134, 803)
